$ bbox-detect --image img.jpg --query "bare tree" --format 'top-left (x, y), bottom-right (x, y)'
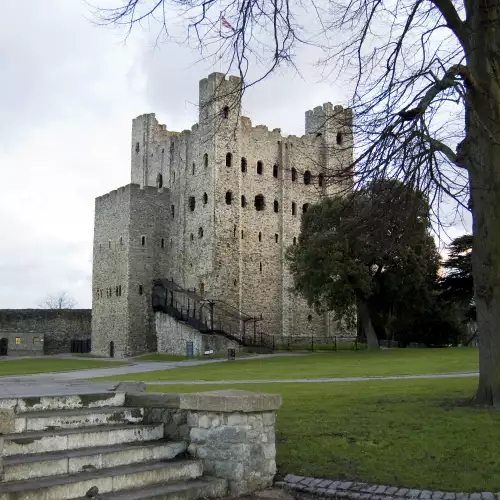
top-left (39, 291), bottom-right (77, 309)
top-left (93, 0), bottom-right (500, 406)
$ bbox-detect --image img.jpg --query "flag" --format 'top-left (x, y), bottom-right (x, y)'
top-left (221, 16), bottom-right (234, 31)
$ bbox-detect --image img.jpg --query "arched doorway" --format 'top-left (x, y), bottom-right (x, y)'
top-left (109, 341), bottom-right (115, 358)
top-left (0, 338), bottom-right (7, 356)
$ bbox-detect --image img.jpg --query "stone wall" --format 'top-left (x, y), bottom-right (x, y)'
top-left (0, 309), bottom-right (91, 355)
top-left (0, 332), bottom-right (44, 356)
top-left (155, 312), bottom-right (242, 356)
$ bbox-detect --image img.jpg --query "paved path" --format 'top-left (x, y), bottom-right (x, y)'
top-left (144, 371), bottom-right (479, 385)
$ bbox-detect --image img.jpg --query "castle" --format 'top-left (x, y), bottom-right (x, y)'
top-left (91, 72), bottom-right (353, 358)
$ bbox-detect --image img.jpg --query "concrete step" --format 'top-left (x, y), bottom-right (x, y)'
top-left (0, 459), bottom-right (203, 500)
top-left (2, 423), bottom-right (164, 456)
top-left (14, 406), bottom-right (145, 433)
top-left (83, 476), bottom-right (228, 500)
top-left (0, 392), bottom-right (126, 413)
top-left (2, 440), bottom-right (187, 481)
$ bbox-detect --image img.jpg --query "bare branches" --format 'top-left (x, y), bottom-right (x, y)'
top-left (430, 0), bottom-right (468, 51)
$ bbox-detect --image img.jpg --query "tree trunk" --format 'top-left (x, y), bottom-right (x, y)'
top-left (358, 301), bottom-right (379, 350)
top-left (464, 1), bottom-right (500, 406)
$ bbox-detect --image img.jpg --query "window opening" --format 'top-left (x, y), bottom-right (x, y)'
top-left (337, 132), bottom-right (343, 145)
top-left (257, 161), bottom-right (263, 175)
top-left (204, 153), bottom-right (208, 168)
top-left (293, 237), bottom-right (297, 245)
top-left (255, 194), bottom-right (265, 211)
top-left (318, 173), bottom-right (324, 187)
top-left (161, 238), bottom-right (165, 248)
top-left (141, 236), bottom-right (146, 246)
top-left (171, 205), bottom-right (175, 218)
top-left (259, 262), bottom-right (262, 273)
top-left (304, 170), bottom-right (312, 185)
top-left (135, 142), bottom-right (140, 153)
top-left (15, 337), bottom-right (20, 345)
top-left (274, 200), bottom-right (279, 213)
top-left (108, 240), bottom-right (111, 249)
top-left (198, 227), bottom-right (204, 238)
top-left (303, 203), bottom-right (310, 213)
top-left (275, 234), bottom-right (279, 243)
top-left (203, 192), bottom-right (208, 205)
top-left (189, 196), bottom-right (196, 211)
top-left (33, 336), bottom-right (39, 344)
top-left (241, 230), bottom-right (244, 239)
top-left (222, 106), bottom-right (229, 119)
top-left (226, 191), bottom-right (232, 205)
top-left (226, 152), bottom-right (232, 167)
top-left (192, 162), bottom-right (195, 175)
top-left (258, 232), bottom-right (262, 242)
top-left (241, 157), bottom-right (247, 172)
top-left (273, 164), bottom-right (278, 178)
top-left (291, 168), bottom-right (297, 181)
top-left (156, 173), bottom-right (163, 189)
top-left (292, 202), bottom-right (297, 215)
top-left (307, 314), bottom-right (313, 322)
top-left (190, 233), bottom-right (194, 241)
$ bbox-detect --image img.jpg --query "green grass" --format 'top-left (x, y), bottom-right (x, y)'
top-left (0, 358), bottom-right (127, 376)
top-left (148, 377), bottom-right (498, 492)
top-left (96, 348), bottom-right (478, 382)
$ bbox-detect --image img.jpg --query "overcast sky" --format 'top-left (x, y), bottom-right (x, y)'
top-left (0, 1), bottom-right (469, 310)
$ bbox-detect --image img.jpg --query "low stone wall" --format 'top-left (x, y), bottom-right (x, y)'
top-left (126, 389), bottom-right (282, 496)
top-left (0, 309), bottom-right (91, 355)
top-left (155, 312), bottom-right (242, 356)
top-left (0, 332), bottom-right (44, 356)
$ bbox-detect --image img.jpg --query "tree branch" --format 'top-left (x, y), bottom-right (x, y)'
top-left (430, 0), bottom-right (468, 51)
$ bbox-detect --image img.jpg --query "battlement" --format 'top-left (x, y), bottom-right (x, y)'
top-left (95, 184), bottom-right (170, 209)
top-left (305, 102), bottom-right (353, 136)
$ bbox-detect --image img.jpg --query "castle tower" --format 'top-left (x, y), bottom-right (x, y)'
top-left (91, 73), bottom-right (354, 358)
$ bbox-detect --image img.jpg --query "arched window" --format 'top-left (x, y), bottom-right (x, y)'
top-left (318, 173), bottom-right (324, 187)
top-left (198, 227), bottom-right (204, 238)
top-left (258, 232), bottom-right (262, 242)
top-left (241, 157), bottom-right (247, 172)
top-left (273, 165), bottom-right (278, 178)
top-left (189, 197), bottom-right (196, 211)
top-left (204, 153), bottom-right (208, 168)
top-left (203, 192), bottom-right (208, 205)
top-left (337, 131), bottom-right (343, 145)
top-left (222, 106), bottom-right (229, 119)
top-left (226, 152), bottom-right (232, 167)
top-left (257, 161), bottom-right (263, 175)
top-left (156, 173), bottom-right (163, 189)
top-left (304, 170), bottom-right (312, 185)
top-left (274, 200), bottom-right (279, 213)
top-left (255, 194), bottom-right (265, 211)
top-left (291, 168), bottom-right (297, 182)
top-left (292, 202), bottom-right (297, 215)
top-left (302, 203), bottom-right (310, 213)
top-left (226, 191), bottom-right (232, 205)
top-left (241, 195), bottom-right (247, 208)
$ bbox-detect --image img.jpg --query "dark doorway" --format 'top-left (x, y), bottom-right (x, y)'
top-left (109, 341), bottom-right (115, 358)
top-left (0, 338), bottom-right (7, 356)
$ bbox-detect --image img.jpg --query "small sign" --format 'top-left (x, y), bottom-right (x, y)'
top-left (186, 342), bottom-right (194, 358)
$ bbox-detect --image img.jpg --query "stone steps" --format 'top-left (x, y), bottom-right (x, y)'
top-left (2, 439), bottom-right (187, 481)
top-left (2, 422), bottom-right (164, 456)
top-left (0, 458), bottom-right (203, 500)
top-left (76, 477), bottom-right (228, 500)
top-left (14, 406), bottom-right (145, 433)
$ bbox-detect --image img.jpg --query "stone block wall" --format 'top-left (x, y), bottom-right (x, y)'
top-left (0, 309), bottom-right (91, 355)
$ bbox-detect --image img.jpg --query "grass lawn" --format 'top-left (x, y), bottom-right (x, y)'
top-left (0, 358), bottom-right (127, 376)
top-left (148, 377), bottom-right (498, 492)
top-left (95, 348), bottom-right (478, 382)
top-left (134, 352), bottom-right (254, 362)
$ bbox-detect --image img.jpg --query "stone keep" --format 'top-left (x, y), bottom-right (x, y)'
top-left (92, 72), bottom-right (354, 358)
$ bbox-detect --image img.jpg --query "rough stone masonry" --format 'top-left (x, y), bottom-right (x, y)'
top-left (92, 72), bottom-right (354, 357)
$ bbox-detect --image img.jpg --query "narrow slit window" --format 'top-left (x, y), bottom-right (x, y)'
top-left (139, 285), bottom-right (143, 295)
top-left (275, 234), bottom-right (278, 243)
top-left (304, 170), bottom-right (312, 185)
top-left (234, 225), bottom-right (237, 237)
top-left (292, 202), bottom-right (297, 215)
top-left (226, 152), bottom-right (232, 167)
top-left (257, 161), bottom-right (263, 175)
top-left (302, 203), bottom-right (310, 213)
top-left (318, 173), bottom-right (324, 187)
top-left (135, 142), bottom-right (140, 153)
top-left (273, 165), bottom-right (278, 178)
top-left (156, 173), bottom-right (163, 189)
top-left (192, 162), bottom-right (196, 175)
top-left (141, 236), bottom-right (146, 246)
top-left (198, 227), bottom-right (204, 238)
top-left (293, 237), bottom-right (297, 245)
top-left (241, 230), bottom-right (244, 239)
top-left (120, 237), bottom-right (123, 246)
top-left (241, 195), bottom-right (247, 208)
top-left (222, 106), bottom-right (229, 119)
top-left (189, 196), bottom-right (196, 211)
top-left (291, 168), bottom-right (297, 182)
top-left (336, 132), bottom-right (343, 145)
top-left (259, 262), bottom-right (262, 273)
top-left (274, 200), bottom-right (279, 213)
top-left (241, 157), bottom-right (247, 172)
top-left (204, 153), bottom-right (208, 168)
top-left (171, 205), bottom-right (175, 218)
top-left (203, 192), bottom-right (208, 205)
top-left (226, 191), bottom-right (232, 205)
top-left (258, 232), bottom-right (262, 242)
top-left (161, 238), bottom-right (165, 248)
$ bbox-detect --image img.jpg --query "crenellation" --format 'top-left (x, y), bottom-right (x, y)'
top-left (92, 72), bottom-right (354, 357)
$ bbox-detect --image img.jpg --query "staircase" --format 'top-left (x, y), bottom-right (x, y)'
top-left (0, 392), bottom-right (227, 500)
top-left (152, 279), bottom-right (275, 352)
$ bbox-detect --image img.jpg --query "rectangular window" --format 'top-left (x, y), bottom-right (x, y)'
top-left (15, 337), bottom-right (21, 345)
top-left (33, 337), bottom-right (39, 344)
